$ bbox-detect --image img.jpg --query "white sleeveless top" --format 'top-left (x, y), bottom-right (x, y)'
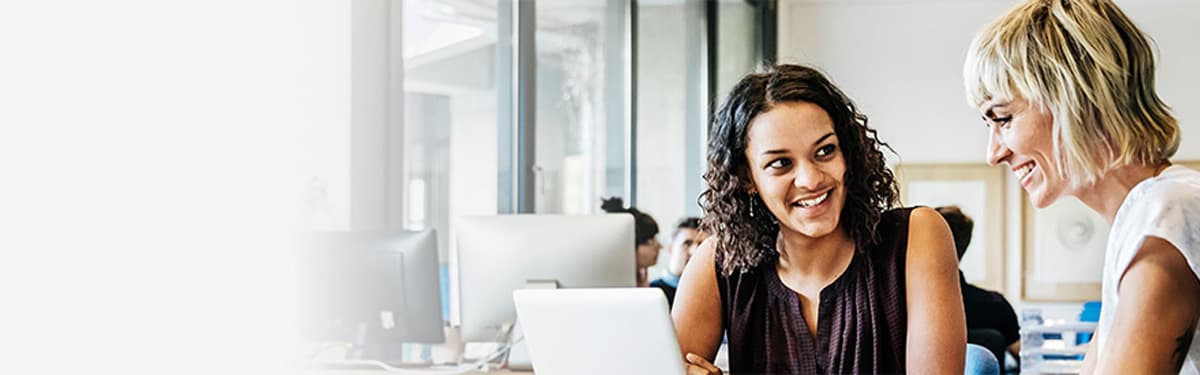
top-left (1097, 165), bottom-right (1200, 374)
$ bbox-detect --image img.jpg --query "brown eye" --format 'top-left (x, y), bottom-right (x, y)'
top-left (815, 144), bottom-right (837, 158)
top-left (766, 158), bottom-right (791, 169)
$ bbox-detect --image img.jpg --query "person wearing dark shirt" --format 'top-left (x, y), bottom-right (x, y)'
top-left (673, 64), bottom-right (968, 374)
top-left (650, 217), bottom-right (708, 308)
top-left (936, 205), bottom-right (1020, 367)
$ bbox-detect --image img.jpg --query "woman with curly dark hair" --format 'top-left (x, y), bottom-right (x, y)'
top-left (671, 64), bottom-right (967, 374)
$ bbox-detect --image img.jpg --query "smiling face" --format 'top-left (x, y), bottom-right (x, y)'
top-left (980, 99), bottom-right (1068, 208)
top-left (743, 101), bottom-right (848, 240)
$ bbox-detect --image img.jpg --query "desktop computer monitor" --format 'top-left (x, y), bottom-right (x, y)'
top-left (296, 230), bottom-right (445, 361)
top-left (456, 214), bottom-right (636, 343)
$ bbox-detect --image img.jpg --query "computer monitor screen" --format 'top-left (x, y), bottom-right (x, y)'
top-left (296, 230), bottom-right (445, 360)
top-left (456, 214), bottom-right (636, 342)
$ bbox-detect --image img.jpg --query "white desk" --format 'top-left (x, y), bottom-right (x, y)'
top-left (308, 369), bottom-right (531, 375)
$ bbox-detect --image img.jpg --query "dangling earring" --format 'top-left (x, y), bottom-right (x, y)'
top-left (748, 194), bottom-right (757, 218)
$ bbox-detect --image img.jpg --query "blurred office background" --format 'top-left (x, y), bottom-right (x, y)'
top-left (299, 0), bottom-right (780, 324)
top-left (5, 0), bottom-right (1200, 373)
top-left (305, 0), bottom-right (1200, 321)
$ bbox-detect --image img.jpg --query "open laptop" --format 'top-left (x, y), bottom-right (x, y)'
top-left (512, 288), bottom-right (686, 375)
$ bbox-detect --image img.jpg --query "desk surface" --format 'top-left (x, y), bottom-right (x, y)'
top-left (308, 370), bottom-right (532, 375)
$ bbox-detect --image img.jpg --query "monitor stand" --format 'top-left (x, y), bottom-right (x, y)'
top-left (504, 321), bottom-right (533, 371)
top-left (352, 321), bottom-right (407, 362)
top-left (492, 279), bottom-right (559, 371)
top-left (307, 321), bottom-right (417, 370)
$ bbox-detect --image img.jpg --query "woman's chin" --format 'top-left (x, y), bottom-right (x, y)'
top-left (782, 221), bottom-right (838, 239)
top-left (1029, 189), bottom-right (1064, 209)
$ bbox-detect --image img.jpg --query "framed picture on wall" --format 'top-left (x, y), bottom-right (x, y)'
top-left (895, 164), bottom-right (1006, 293)
top-left (1021, 160), bottom-right (1198, 301)
top-left (1022, 192), bottom-right (1109, 301)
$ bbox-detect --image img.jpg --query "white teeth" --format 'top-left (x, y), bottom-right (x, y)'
top-left (795, 190), bottom-right (830, 208)
top-left (1016, 164), bottom-right (1035, 180)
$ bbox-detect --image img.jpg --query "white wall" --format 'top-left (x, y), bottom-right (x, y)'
top-left (779, 0), bottom-right (1200, 307)
top-left (2, 0), bottom-right (346, 372)
top-left (351, 0), bottom-right (401, 231)
top-left (1119, 0), bottom-right (1200, 153)
top-left (299, 0), bottom-right (405, 232)
top-left (780, 0), bottom-right (1199, 164)
top-left (637, 3), bottom-right (690, 278)
top-left (298, 0), bottom-right (352, 231)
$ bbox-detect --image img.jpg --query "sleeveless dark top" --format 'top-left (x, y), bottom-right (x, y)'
top-left (716, 207), bottom-right (913, 374)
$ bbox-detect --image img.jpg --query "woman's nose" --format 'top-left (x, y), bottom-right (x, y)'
top-left (986, 126), bottom-right (1010, 166)
top-left (792, 161), bottom-right (825, 190)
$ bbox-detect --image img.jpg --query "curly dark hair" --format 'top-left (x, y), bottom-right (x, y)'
top-left (699, 64), bottom-right (899, 275)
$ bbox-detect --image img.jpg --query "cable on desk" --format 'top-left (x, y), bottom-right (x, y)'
top-left (308, 335), bottom-right (527, 374)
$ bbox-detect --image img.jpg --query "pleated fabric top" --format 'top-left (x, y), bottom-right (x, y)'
top-left (716, 207), bottom-right (913, 374)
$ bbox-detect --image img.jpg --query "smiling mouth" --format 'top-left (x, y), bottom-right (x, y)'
top-left (792, 189), bottom-right (832, 208)
top-left (1015, 162), bottom-right (1036, 181)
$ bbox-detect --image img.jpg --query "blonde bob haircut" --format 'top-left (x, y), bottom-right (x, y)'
top-left (964, 0), bottom-right (1179, 186)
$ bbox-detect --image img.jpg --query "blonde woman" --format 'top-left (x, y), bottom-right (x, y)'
top-left (964, 0), bottom-right (1200, 373)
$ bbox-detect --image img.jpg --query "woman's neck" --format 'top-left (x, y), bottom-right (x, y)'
top-left (1072, 163), bottom-right (1168, 223)
top-left (775, 227), bottom-right (855, 282)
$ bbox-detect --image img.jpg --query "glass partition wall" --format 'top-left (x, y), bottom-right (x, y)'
top-left (389, 0), bottom-right (777, 323)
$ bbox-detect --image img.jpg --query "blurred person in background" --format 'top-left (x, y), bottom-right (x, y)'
top-left (650, 217), bottom-right (708, 308)
top-left (602, 197), bottom-right (662, 287)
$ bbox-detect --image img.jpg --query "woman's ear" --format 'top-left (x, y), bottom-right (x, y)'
top-left (736, 166), bottom-right (756, 194)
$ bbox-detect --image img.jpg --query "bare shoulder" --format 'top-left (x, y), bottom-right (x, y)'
top-left (679, 236), bottom-right (719, 285)
top-left (673, 234), bottom-right (725, 360)
top-left (1123, 236), bottom-right (1199, 290)
top-left (907, 206), bottom-right (948, 232)
top-left (903, 206), bottom-right (957, 262)
top-left (1097, 236), bottom-right (1200, 372)
top-left (900, 206), bottom-right (967, 372)
top-left (677, 236), bottom-right (719, 295)
top-left (694, 236), bottom-right (718, 264)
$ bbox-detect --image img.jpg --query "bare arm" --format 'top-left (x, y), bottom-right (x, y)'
top-left (1080, 331), bottom-right (1098, 374)
top-left (672, 238), bottom-right (724, 366)
top-left (904, 207), bottom-right (967, 373)
top-left (1092, 236), bottom-right (1200, 374)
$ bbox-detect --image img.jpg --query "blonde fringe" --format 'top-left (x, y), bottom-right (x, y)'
top-left (963, 0), bottom-right (1179, 186)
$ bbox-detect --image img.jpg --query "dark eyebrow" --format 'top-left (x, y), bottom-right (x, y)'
top-left (812, 132), bottom-right (835, 147)
top-left (759, 132), bottom-right (836, 155)
top-left (760, 149), bottom-right (788, 156)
